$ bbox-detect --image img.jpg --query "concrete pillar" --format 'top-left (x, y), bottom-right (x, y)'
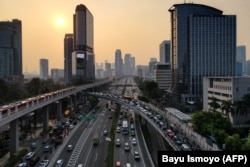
top-left (73, 94), bottom-right (77, 112)
top-left (56, 100), bottom-right (62, 121)
top-left (43, 106), bottom-right (49, 132)
top-left (9, 119), bottom-right (19, 157)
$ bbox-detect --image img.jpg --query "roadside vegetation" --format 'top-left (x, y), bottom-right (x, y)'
top-left (134, 77), bottom-right (250, 150)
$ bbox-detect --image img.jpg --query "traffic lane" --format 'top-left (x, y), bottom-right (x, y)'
top-left (76, 109), bottom-right (112, 166)
top-left (52, 120), bottom-right (90, 166)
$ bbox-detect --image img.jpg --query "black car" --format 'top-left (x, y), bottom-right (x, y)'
top-left (29, 156), bottom-right (40, 166)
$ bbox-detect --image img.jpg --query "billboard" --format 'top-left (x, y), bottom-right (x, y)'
top-left (76, 53), bottom-right (85, 69)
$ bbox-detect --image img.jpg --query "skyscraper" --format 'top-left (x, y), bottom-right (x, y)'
top-left (72, 4), bottom-right (95, 83)
top-left (0, 19), bottom-right (23, 81)
top-left (64, 34), bottom-right (73, 85)
top-left (124, 54), bottom-right (132, 76)
top-left (130, 57), bottom-right (136, 76)
top-left (236, 46), bottom-right (246, 75)
top-left (169, 3), bottom-right (236, 102)
top-left (40, 59), bottom-right (49, 80)
top-left (159, 40), bottom-right (170, 63)
top-left (115, 49), bottom-right (123, 78)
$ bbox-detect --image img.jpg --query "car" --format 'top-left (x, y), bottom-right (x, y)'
top-left (116, 138), bottom-right (121, 147)
top-left (115, 161), bottom-right (121, 167)
top-left (25, 152), bottom-right (35, 160)
top-left (132, 138), bottom-right (137, 145)
top-left (134, 151), bottom-right (140, 160)
top-left (44, 144), bottom-right (52, 153)
top-left (42, 138), bottom-right (48, 144)
top-left (67, 144), bottom-right (74, 151)
top-left (29, 156), bottom-right (40, 166)
top-left (124, 142), bottom-right (130, 151)
top-left (116, 127), bottom-right (121, 133)
top-left (69, 124), bottom-right (74, 130)
top-left (55, 159), bottom-right (64, 167)
top-left (31, 142), bottom-right (37, 150)
top-left (173, 135), bottom-right (183, 145)
top-left (130, 130), bottom-right (135, 136)
top-left (16, 162), bottom-right (28, 167)
top-left (38, 160), bottom-right (49, 167)
top-left (77, 164), bottom-right (83, 167)
top-left (103, 130), bottom-right (108, 136)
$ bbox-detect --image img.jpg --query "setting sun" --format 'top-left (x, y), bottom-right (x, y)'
top-left (56, 18), bottom-right (64, 26)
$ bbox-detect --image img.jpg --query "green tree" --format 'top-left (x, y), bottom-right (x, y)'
top-left (221, 99), bottom-right (233, 118)
top-left (25, 78), bottom-right (42, 96)
top-left (209, 96), bottom-right (220, 114)
top-left (224, 133), bottom-right (245, 150)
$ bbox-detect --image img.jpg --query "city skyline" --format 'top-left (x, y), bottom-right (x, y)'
top-left (1, 0), bottom-right (250, 73)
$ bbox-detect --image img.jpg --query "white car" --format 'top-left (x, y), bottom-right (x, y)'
top-left (67, 144), bottom-right (73, 151)
top-left (55, 159), bottom-right (64, 167)
top-left (132, 138), bottom-right (137, 145)
top-left (38, 160), bottom-right (49, 167)
top-left (69, 124), bottom-right (74, 130)
top-left (25, 152), bottom-right (35, 160)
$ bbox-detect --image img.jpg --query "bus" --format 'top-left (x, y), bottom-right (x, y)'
top-left (122, 120), bottom-right (128, 134)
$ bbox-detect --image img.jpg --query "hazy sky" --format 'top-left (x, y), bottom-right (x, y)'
top-left (1, 0), bottom-right (250, 74)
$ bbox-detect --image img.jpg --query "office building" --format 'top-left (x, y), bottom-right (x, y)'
top-left (149, 58), bottom-right (158, 76)
top-left (0, 19), bottom-right (23, 82)
top-left (169, 3), bottom-right (236, 103)
top-left (159, 40), bottom-right (171, 63)
top-left (130, 57), bottom-right (136, 76)
top-left (237, 46), bottom-right (246, 75)
top-left (105, 62), bottom-right (112, 78)
top-left (51, 68), bottom-right (64, 82)
top-left (115, 49), bottom-right (123, 78)
top-left (40, 59), bottom-right (49, 80)
top-left (64, 34), bottom-right (74, 85)
top-left (203, 77), bottom-right (250, 126)
top-left (72, 4), bottom-right (95, 83)
top-left (124, 54), bottom-right (132, 76)
top-left (154, 63), bottom-right (172, 91)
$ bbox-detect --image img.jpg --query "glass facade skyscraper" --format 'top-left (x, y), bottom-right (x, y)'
top-left (72, 4), bottom-right (95, 83)
top-left (0, 19), bottom-right (23, 81)
top-left (169, 3), bottom-right (236, 102)
top-left (64, 34), bottom-right (74, 85)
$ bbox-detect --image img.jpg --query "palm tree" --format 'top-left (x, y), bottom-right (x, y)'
top-left (221, 99), bottom-right (233, 118)
top-left (209, 96), bottom-right (220, 115)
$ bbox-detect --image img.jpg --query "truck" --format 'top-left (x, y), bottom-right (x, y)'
top-left (122, 120), bottom-right (128, 134)
top-left (93, 133), bottom-right (99, 145)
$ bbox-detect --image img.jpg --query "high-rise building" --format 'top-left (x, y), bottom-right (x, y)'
top-left (40, 59), bottom-right (49, 79)
top-left (124, 54), bottom-right (132, 76)
top-left (159, 40), bottom-right (171, 63)
top-left (105, 62), bottom-right (111, 78)
top-left (72, 4), bottom-right (95, 83)
top-left (154, 63), bottom-right (172, 91)
top-left (130, 57), bottom-right (136, 76)
top-left (51, 68), bottom-right (64, 82)
top-left (149, 58), bottom-right (158, 76)
top-left (115, 49), bottom-right (123, 78)
top-left (64, 34), bottom-right (74, 85)
top-left (237, 46), bottom-right (246, 75)
top-left (0, 19), bottom-right (23, 81)
top-left (169, 3), bottom-right (236, 103)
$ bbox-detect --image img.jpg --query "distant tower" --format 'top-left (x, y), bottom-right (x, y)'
top-left (115, 49), bottom-right (123, 78)
top-left (40, 59), bottom-right (49, 79)
top-left (124, 54), bottom-right (132, 76)
top-left (159, 40), bottom-right (170, 63)
top-left (237, 45), bottom-right (246, 75)
top-left (72, 4), bottom-right (95, 83)
top-left (64, 34), bottom-right (73, 85)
